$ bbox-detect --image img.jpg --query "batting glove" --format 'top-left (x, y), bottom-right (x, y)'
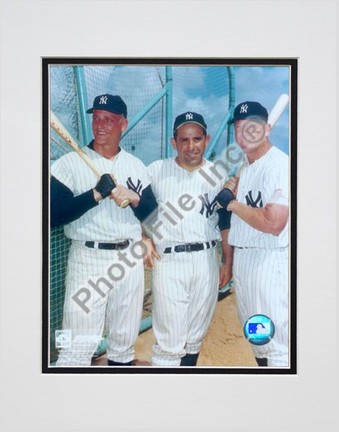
top-left (95, 174), bottom-right (116, 199)
top-left (216, 188), bottom-right (236, 209)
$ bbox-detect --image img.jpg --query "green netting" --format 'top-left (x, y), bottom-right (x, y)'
top-left (49, 65), bottom-right (232, 363)
top-left (49, 227), bottom-right (71, 362)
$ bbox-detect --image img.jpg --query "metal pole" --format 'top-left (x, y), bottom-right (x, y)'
top-left (74, 66), bottom-right (92, 145)
top-left (165, 66), bottom-right (173, 158)
top-left (227, 66), bottom-right (236, 146)
top-left (205, 66), bottom-right (236, 160)
top-left (205, 110), bottom-right (233, 159)
top-left (122, 86), bottom-right (167, 138)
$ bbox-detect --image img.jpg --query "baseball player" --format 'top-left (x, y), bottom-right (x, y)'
top-left (144, 112), bottom-right (233, 367)
top-left (216, 101), bottom-right (289, 367)
top-left (50, 94), bottom-right (157, 366)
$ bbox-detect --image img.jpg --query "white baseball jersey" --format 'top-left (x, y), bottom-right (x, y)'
top-left (147, 158), bottom-right (226, 249)
top-left (228, 146), bottom-right (290, 367)
top-left (51, 147), bottom-right (150, 242)
top-left (52, 146), bottom-right (149, 366)
top-left (147, 158), bottom-right (227, 366)
top-left (228, 146), bottom-right (289, 248)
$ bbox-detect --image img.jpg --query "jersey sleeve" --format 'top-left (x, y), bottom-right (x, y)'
top-left (217, 208), bottom-right (231, 231)
top-left (268, 162), bottom-right (289, 206)
top-left (146, 159), bottom-right (162, 183)
top-left (130, 184), bottom-right (158, 222)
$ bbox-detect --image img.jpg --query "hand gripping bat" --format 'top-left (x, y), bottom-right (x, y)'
top-left (50, 111), bottom-right (130, 208)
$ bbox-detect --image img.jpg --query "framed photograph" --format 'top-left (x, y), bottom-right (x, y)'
top-left (1, 1), bottom-right (336, 431)
top-left (42, 58), bottom-right (297, 374)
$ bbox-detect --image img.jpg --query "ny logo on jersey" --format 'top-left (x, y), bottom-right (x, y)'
top-left (199, 193), bottom-right (217, 218)
top-left (245, 190), bottom-right (263, 208)
top-left (239, 103), bottom-right (248, 114)
top-left (126, 177), bottom-right (143, 196)
top-left (99, 95), bottom-right (108, 105)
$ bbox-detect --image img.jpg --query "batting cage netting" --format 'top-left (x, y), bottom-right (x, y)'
top-left (48, 64), bottom-right (236, 364)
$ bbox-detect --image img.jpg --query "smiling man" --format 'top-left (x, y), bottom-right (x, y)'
top-left (144, 111), bottom-right (233, 367)
top-left (217, 101), bottom-right (290, 367)
top-left (50, 94), bottom-right (157, 367)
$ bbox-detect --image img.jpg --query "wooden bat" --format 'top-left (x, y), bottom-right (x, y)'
top-left (267, 93), bottom-right (289, 128)
top-left (50, 111), bottom-right (129, 208)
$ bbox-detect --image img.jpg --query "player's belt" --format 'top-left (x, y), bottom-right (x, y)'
top-left (84, 240), bottom-right (130, 250)
top-left (163, 241), bottom-right (217, 254)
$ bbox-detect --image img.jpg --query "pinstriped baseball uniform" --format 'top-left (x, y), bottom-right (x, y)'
top-left (148, 158), bottom-right (226, 366)
top-left (51, 147), bottom-right (150, 366)
top-left (228, 146), bottom-right (289, 366)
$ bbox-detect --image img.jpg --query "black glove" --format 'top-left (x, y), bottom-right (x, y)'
top-left (216, 188), bottom-right (236, 209)
top-left (95, 174), bottom-right (116, 199)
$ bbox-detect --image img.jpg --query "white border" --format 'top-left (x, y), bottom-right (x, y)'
top-left (0, 1), bottom-right (336, 431)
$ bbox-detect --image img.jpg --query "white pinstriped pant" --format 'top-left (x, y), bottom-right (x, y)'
top-left (233, 247), bottom-right (289, 367)
top-left (56, 241), bottom-right (144, 366)
top-left (151, 247), bottom-right (219, 366)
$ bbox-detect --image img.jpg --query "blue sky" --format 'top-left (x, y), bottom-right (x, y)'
top-left (233, 66), bottom-right (290, 154)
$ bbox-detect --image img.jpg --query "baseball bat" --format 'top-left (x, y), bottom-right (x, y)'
top-left (267, 93), bottom-right (289, 128)
top-left (50, 111), bottom-right (130, 208)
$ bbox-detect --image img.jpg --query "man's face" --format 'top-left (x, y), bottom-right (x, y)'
top-left (171, 123), bottom-right (210, 170)
top-left (92, 110), bottom-right (127, 147)
top-left (234, 119), bottom-right (269, 154)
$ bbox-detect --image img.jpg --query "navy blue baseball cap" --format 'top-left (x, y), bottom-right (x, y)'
top-left (233, 101), bottom-right (268, 123)
top-left (173, 112), bottom-right (207, 134)
top-left (86, 94), bottom-right (127, 117)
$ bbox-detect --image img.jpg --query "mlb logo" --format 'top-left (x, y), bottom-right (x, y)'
top-left (244, 315), bottom-right (275, 345)
top-left (248, 322), bottom-right (270, 335)
top-left (55, 330), bottom-right (72, 349)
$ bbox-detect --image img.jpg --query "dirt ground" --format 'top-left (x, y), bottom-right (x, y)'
top-left (93, 290), bottom-right (257, 367)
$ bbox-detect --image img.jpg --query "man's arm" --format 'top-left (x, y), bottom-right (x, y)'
top-left (50, 176), bottom-right (99, 227)
top-left (129, 184), bottom-right (158, 222)
top-left (140, 229), bottom-right (161, 269)
top-left (216, 207), bottom-right (233, 288)
top-left (227, 201), bottom-right (288, 236)
top-left (217, 175), bottom-right (289, 236)
top-left (219, 228), bottom-right (233, 288)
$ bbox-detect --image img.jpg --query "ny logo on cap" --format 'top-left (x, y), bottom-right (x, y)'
top-left (239, 104), bottom-right (248, 114)
top-left (99, 95), bottom-right (108, 105)
top-left (186, 113), bottom-right (194, 120)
